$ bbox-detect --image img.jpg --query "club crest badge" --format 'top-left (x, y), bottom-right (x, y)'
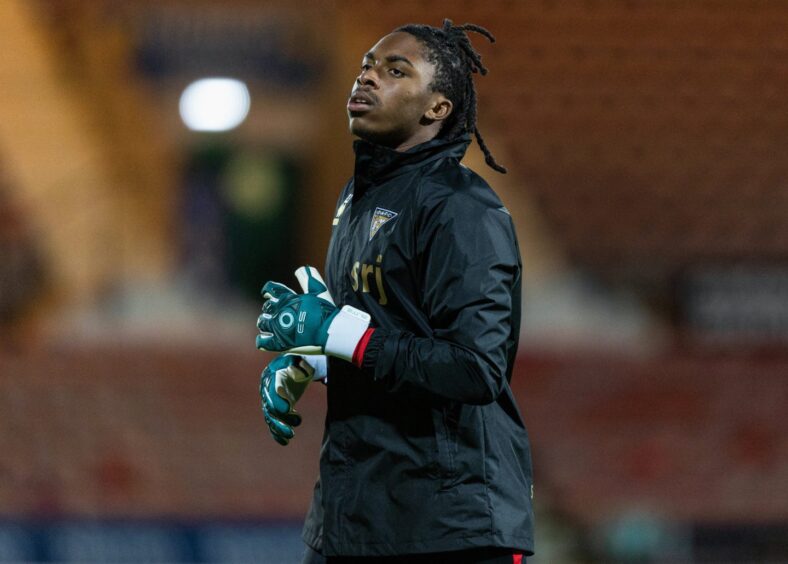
top-left (369, 207), bottom-right (398, 241)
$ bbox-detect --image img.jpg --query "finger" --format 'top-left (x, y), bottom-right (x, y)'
top-left (295, 266), bottom-right (326, 293)
top-left (269, 372), bottom-right (305, 427)
top-left (256, 333), bottom-right (285, 351)
top-left (257, 312), bottom-right (273, 333)
top-left (269, 428), bottom-right (289, 446)
top-left (264, 410), bottom-right (294, 440)
top-left (255, 310), bottom-right (282, 350)
top-left (262, 299), bottom-right (279, 315)
top-left (286, 345), bottom-right (324, 355)
top-left (261, 281), bottom-right (296, 302)
top-left (269, 429), bottom-right (290, 446)
top-left (261, 374), bottom-right (290, 415)
top-left (279, 409), bottom-right (302, 428)
top-left (295, 266), bottom-right (334, 305)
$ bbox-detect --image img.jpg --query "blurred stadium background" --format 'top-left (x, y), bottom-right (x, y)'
top-left (1, 0), bottom-right (787, 562)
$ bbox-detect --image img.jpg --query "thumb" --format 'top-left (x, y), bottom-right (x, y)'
top-left (295, 266), bottom-right (335, 305)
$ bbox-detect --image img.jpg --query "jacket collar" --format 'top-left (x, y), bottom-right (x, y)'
top-left (352, 134), bottom-right (471, 191)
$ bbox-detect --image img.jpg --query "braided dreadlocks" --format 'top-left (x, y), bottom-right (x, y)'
top-left (396, 19), bottom-right (506, 174)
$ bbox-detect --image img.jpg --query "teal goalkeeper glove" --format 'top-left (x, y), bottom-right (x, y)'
top-left (260, 354), bottom-right (316, 446)
top-left (256, 266), bottom-right (370, 362)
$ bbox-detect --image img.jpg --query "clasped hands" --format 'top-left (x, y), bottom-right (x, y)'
top-left (256, 266), bottom-right (370, 445)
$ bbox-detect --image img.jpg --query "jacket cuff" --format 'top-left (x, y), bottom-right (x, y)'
top-left (359, 329), bottom-right (389, 374)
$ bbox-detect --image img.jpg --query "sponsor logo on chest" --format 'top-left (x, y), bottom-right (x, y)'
top-left (351, 254), bottom-right (387, 305)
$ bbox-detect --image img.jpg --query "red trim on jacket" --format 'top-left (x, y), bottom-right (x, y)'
top-left (352, 328), bottom-right (376, 367)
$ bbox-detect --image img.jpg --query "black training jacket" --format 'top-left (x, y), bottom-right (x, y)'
top-left (302, 134), bottom-right (535, 557)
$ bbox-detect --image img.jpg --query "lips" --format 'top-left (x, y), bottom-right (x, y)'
top-left (347, 90), bottom-right (375, 113)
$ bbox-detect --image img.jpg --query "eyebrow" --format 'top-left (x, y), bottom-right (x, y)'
top-left (364, 51), bottom-right (415, 68)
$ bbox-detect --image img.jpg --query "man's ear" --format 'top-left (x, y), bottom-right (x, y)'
top-left (425, 95), bottom-right (453, 122)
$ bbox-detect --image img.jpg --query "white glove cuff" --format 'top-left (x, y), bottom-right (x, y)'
top-left (325, 306), bottom-right (371, 362)
top-left (300, 354), bottom-right (328, 381)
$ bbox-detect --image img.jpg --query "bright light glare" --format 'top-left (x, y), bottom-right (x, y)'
top-left (179, 78), bottom-right (251, 132)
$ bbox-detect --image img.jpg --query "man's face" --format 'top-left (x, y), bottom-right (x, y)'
top-left (347, 32), bottom-right (440, 148)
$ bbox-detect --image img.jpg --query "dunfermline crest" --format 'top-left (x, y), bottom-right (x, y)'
top-left (369, 207), bottom-right (398, 241)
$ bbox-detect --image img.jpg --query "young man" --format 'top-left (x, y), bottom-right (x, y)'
top-left (256, 20), bottom-right (534, 564)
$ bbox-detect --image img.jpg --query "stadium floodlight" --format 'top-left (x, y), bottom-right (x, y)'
top-left (179, 78), bottom-right (251, 132)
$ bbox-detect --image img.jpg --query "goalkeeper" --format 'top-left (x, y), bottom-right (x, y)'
top-left (257, 20), bottom-right (534, 564)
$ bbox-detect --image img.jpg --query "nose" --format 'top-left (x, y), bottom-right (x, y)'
top-left (356, 68), bottom-right (378, 88)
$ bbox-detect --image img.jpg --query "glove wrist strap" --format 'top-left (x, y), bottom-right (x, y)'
top-left (300, 355), bottom-right (328, 380)
top-left (325, 306), bottom-right (371, 362)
